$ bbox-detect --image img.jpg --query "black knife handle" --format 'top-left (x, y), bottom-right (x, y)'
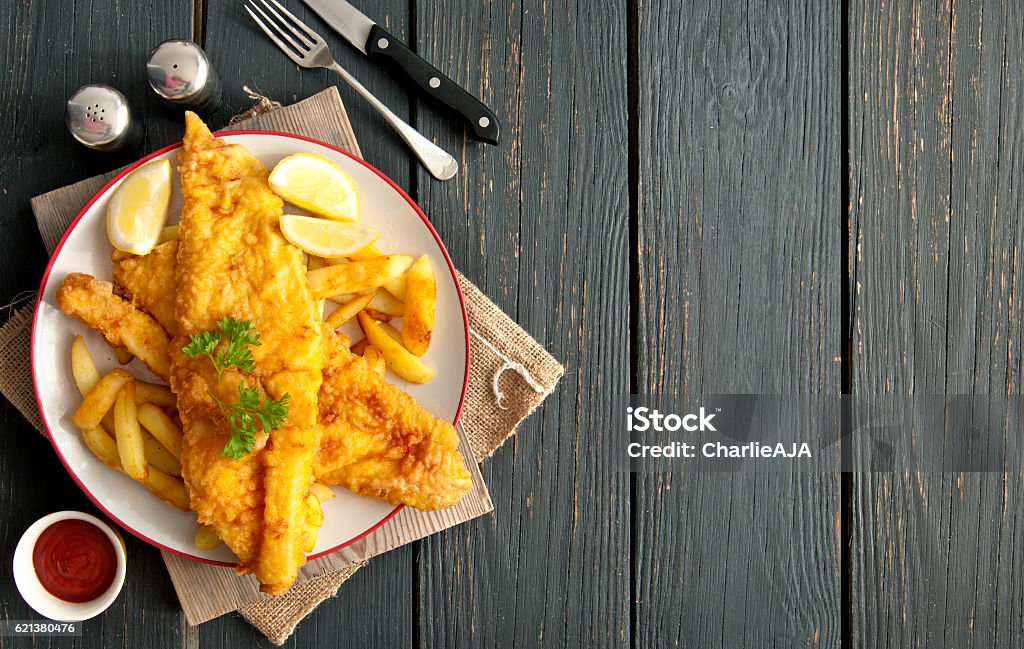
top-left (365, 25), bottom-right (500, 145)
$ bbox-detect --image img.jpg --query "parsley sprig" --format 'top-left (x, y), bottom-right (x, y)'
top-left (182, 317), bottom-right (261, 381)
top-left (210, 385), bottom-right (291, 460)
top-left (182, 318), bottom-right (290, 460)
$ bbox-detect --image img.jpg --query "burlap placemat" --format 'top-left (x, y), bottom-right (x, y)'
top-left (4, 88), bottom-right (563, 644)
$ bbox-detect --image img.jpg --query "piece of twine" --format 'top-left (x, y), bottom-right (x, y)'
top-left (471, 329), bottom-right (545, 409)
top-left (228, 86), bottom-right (284, 125)
top-left (0, 291), bottom-right (37, 321)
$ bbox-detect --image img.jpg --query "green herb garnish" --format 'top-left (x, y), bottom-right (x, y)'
top-left (182, 318), bottom-right (288, 460)
top-left (209, 384), bottom-right (291, 460)
top-left (182, 317), bottom-right (261, 381)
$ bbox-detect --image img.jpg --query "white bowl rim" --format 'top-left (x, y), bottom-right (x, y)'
top-left (12, 510), bottom-right (127, 621)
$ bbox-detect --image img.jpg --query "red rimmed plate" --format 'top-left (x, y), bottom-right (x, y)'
top-left (31, 131), bottom-right (469, 564)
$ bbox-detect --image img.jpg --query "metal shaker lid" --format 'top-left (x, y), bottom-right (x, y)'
top-left (146, 39), bottom-right (214, 102)
top-left (65, 84), bottom-right (139, 152)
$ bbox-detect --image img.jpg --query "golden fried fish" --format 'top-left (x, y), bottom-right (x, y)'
top-left (173, 113), bottom-right (324, 594)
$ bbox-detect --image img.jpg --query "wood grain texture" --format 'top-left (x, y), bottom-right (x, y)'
top-left (413, 0), bottom-right (631, 647)
top-left (849, 0), bottom-right (1024, 645)
top-left (634, 1), bottom-right (841, 647)
top-left (0, 2), bottom-right (194, 648)
top-left (12, 0), bottom-right (1024, 646)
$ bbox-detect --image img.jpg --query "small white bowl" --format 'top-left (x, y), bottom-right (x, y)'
top-left (13, 511), bottom-right (126, 621)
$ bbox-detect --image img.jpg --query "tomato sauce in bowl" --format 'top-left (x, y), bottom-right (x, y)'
top-left (13, 511), bottom-right (126, 620)
top-left (31, 519), bottom-right (117, 603)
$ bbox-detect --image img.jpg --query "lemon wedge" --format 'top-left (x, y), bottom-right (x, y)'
top-left (268, 153), bottom-right (360, 221)
top-left (280, 214), bottom-right (379, 257)
top-left (106, 159), bottom-right (172, 255)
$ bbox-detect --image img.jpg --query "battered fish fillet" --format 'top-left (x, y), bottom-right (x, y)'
top-left (56, 272), bottom-right (171, 379)
top-left (173, 112), bottom-right (324, 594)
top-left (315, 331), bottom-right (473, 509)
top-left (113, 240), bottom-right (179, 334)
top-left (109, 244), bottom-right (473, 509)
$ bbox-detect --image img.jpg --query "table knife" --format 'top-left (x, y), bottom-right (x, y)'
top-left (299, 0), bottom-right (500, 145)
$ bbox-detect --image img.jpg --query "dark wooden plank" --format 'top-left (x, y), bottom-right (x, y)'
top-left (198, 2), bottom-right (415, 647)
top-left (634, 1), bottom-right (841, 647)
top-left (414, 1), bottom-right (631, 648)
top-left (850, 0), bottom-right (1024, 645)
top-left (0, 2), bottom-right (194, 649)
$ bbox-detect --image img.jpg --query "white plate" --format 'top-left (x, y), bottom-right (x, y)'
top-left (31, 131), bottom-right (469, 565)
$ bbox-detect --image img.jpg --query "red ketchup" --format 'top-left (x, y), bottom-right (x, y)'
top-left (31, 519), bottom-right (117, 603)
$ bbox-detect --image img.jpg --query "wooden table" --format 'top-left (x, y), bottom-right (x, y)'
top-left (0, 1), bottom-right (1019, 647)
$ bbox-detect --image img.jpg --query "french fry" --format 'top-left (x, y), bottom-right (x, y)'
top-left (366, 289), bottom-right (405, 317)
top-left (382, 275), bottom-right (407, 301)
top-left (159, 224), bottom-right (179, 243)
top-left (84, 421), bottom-right (185, 510)
top-left (357, 311), bottom-right (435, 383)
top-left (114, 346), bottom-right (134, 365)
top-left (306, 255), bottom-right (413, 298)
top-left (380, 321), bottom-right (403, 344)
top-left (302, 533), bottom-right (316, 553)
top-left (363, 308), bottom-right (393, 322)
top-left (102, 412), bottom-right (116, 437)
top-left (351, 324), bottom-right (400, 350)
top-left (72, 368), bottom-right (133, 430)
top-left (81, 426), bottom-right (122, 470)
top-left (324, 291), bottom-right (376, 330)
top-left (301, 494), bottom-right (324, 553)
top-left (362, 345), bottom-right (386, 377)
top-left (114, 383), bottom-right (148, 481)
top-left (194, 524), bottom-right (223, 550)
top-left (142, 466), bottom-right (189, 511)
top-left (325, 292), bottom-right (357, 304)
top-left (402, 254), bottom-right (436, 356)
top-left (310, 482), bottom-right (335, 503)
top-left (143, 432), bottom-right (182, 476)
top-left (349, 338), bottom-right (368, 355)
top-left (133, 380), bottom-right (175, 408)
top-left (302, 529), bottom-right (317, 554)
top-left (347, 243), bottom-right (384, 261)
top-left (306, 493), bottom-right (324, 527)
top-left (83, 422), bottom-right (181, 486)
top-left (137, 402), bottom-right (183, 458)
top-left (71, 336), bottom-right (101, 397)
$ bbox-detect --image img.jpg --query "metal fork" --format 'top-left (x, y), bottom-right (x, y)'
top-left (245, 0), bottom-right (458, 181)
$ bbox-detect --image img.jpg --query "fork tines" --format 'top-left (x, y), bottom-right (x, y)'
top-left (244, 0), bottom-right (324, 65)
